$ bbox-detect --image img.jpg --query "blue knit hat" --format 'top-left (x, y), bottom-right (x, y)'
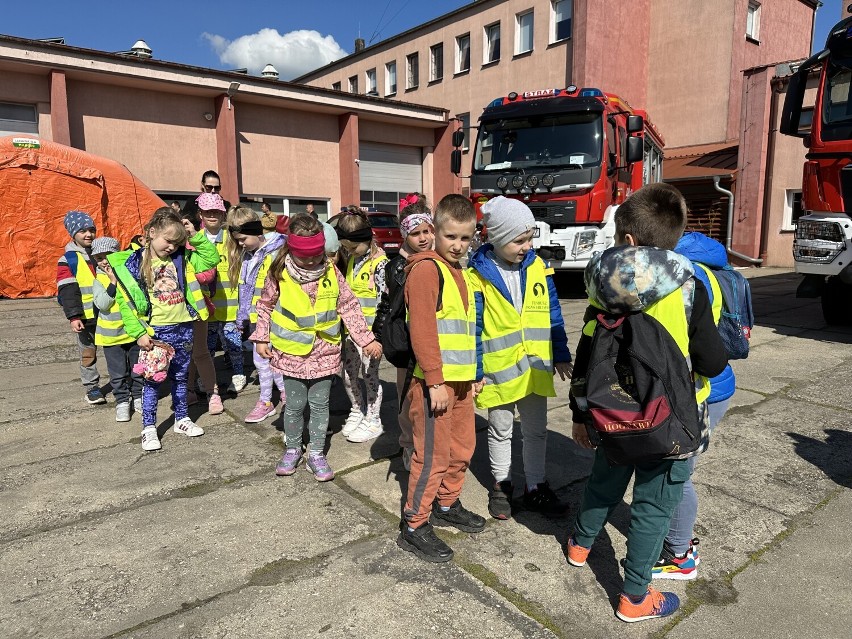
top-left (64, 210), bottom-right (96, 238)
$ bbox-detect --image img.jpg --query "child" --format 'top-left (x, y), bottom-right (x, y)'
top-left (252, 215), bottom-right (381, 481)
top-left (372, 193), bottom-right (433, 470)
top-left (651, 231), bottom-right (738, 580)
top-left (57, 210), bottom-right (104, 404)
top-left (225, 206), bottom-right (287, 423)
top-left (198, 193), bottom-right (246, 394)
top-left (110, 208), bottom-right (220, 452)
top-left (468, 196), bottom-right (573, 520)
top-left (91, 237), bottom-right (143, 422)
top-left (397, 194), bottom-right (485, 563)
top-left (337, 209), bottom-right (389, 443)
top-left (566, 184), bottom-right (728, 622)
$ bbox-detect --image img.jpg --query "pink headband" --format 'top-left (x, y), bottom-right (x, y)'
top-left (287, 232), bottom-right (326, 257)
top-left (399, 193), bottom-right (419, 210)
top-left (400, 212), bottom-right (433, 239)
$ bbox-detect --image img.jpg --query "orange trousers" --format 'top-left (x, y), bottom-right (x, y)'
top-left (404, 379), bottom-right (476, 528)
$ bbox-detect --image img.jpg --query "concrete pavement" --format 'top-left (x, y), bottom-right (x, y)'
top-left (1, 268), bottom-right (851, 638)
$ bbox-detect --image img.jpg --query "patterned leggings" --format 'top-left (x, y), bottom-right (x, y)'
top-left (141, 322), bottom-right (194, 427)
top-left (252, 322), bottom-right (285, 403)
top-left (207, 320), bottom-right (244, 375)
top-left (342, 337), bottom-right (383, 422)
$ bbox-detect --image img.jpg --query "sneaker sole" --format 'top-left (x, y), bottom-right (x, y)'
top-left (244, 411), bottom-right (276, 424)
top-left (142, 444), bottom-right (162, 451)
top-left (347, 430), bottom-right (383, 443)
top-left (651, 569), bottom-right (697, 581)
top-left (430, 514), bottom-right (485, 533)
top-left (116, 416), bottom-right (132, 423)
top-left (567, 557), bottom-right (587, 567)
top-left (616, 609), bottom-right (677, 623)
top-left (396, 533), bottom-right (454, 563)
top-left (85, 395), bottom-right (107, 405)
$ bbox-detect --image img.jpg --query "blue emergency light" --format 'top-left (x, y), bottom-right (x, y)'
top-left (579, 88), bottom-right (604, 97)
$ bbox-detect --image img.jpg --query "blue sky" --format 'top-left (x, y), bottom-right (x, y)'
top-left (1, 0), bottom-right (842, 79)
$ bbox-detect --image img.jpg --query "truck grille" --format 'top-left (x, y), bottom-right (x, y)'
top-left (528, 202), bottom-right (577, 228)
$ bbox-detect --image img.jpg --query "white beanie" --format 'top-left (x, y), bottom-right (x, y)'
top-left (481, 196), bottom-right (535, 247)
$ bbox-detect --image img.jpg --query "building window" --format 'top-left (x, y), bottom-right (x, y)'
top-left (430, 43), bottom-right (444, 82)
top-left (551, 0), bottom-right (573, 42)
top-left (783, 189), bottom-right (804, 230)
top-left (516, 10), bottom-right (534, 55)
top-left (365, 68), bottom-right (377, 95)
top-left (385, 61), bottom-right (397, 95)
top-left (348, 75), bottom-right (358, 94)
top-left (484, 22), bottom-right (501, 64)
top-left (457, 113), bottom-right (471, 151)
top-left (406, 53), bottom-right (419, 89)
top-left (456, 33), bottom-right (471, 73)
top-left (746, 1), bottom-right (761, 41)
top-left (332, 81), bottom-right (341, 91)
top-left (0, 102), bottom-right (38, 136)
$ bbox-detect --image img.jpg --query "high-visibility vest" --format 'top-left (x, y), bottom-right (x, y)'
top-left (697, 264), bottom-right (723, 324)
top-left (94, 273), bottom-right (134, 346)
top-left (346, 253), bottom-right (388, 328)
top-left (473, 257), bottom-right (555, 408)
top-left (270, 262), bottom-right (341, 355)
top-left (246, 253), bottom-right (274, 324)
top-left (210, 229), bottom-right (238, 322)
top-left (73, 254), bottom-right (96, 320)
top-left (413, 261), bottom-right (477, 382)
top-left (582, 283), bottom-right (711, 405)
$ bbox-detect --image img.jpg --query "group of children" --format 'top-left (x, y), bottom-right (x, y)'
top-left (57, 181), bottom-right (735, 624)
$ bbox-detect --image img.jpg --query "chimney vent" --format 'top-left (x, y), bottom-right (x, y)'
top-left (261, 63), bottom-right (279, 80)
top-left (355, 38), bottom-right (366, 52)
top-left (131, 39), bottom-right (152, 59)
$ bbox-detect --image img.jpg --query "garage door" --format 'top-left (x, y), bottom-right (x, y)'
top-left (359, 142), bottom-right (422, 212)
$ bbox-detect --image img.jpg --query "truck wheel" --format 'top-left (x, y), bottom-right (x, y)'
top-left (821, 276), bottom-right (852, 325)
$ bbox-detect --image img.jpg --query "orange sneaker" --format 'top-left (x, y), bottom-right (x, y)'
top-left (616, 587), bottom-right (680, 623)
top-left (566, 537), bottom-right (591, 567)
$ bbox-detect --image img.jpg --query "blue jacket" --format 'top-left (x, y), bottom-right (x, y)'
top-left (469, 245), bottom-right (571, 381)
top-left (675, 232), bottom-right (736, 403)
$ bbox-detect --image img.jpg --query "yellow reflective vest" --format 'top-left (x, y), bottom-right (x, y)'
top-left (270, 262), bottom-right (341, 356)
top-left (346, 253), bottom-right (388, 328)
top-left (413, 260), bottom-right (477, 382)
top-left (74, 256), bottom-right (96, 320)
top-left (94, 272), bottom-right (134, 346)
top-left (471, 257), bottom-right (555, 408)
top-left (697, 264), bottom-right (723, 325)
top-left (246, 253), bottom-right (274, 324)
top-left (209, 229), bottom-right (238, 322)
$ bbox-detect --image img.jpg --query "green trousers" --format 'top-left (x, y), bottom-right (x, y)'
top-left (573, 447), bottom-right (692, 596)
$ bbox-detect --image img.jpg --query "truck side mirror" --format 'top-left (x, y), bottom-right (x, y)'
top-left (451, 149), bottom-right (462, 175)
top-left (451, 130), bottom-right (465, 148)
top-left (626, 136), bottom-right (643, 164)
top-left (626, 114), bottom-right (644, 134)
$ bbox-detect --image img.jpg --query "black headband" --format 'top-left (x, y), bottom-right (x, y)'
top-left (335, 226), bottom-right (373, 243)
top-left (230, 219), bottom-right (264, 236)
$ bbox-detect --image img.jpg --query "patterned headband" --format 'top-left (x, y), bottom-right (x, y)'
top-left (400, 212), bottom-right (433, 239)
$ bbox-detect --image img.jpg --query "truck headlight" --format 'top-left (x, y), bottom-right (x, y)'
top-left (572, 230), bottom-right (597, 256)
top-left (796, 220), bottom-right (845, 242)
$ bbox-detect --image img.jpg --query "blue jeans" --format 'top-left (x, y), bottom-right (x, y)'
top-left (665, 399), bottom-right (731, 555)
top-left (141, 323), bottom-right (194, 427)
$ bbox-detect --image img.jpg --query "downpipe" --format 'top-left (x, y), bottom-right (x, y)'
top-left (713, 176), bottom-right (763, 264)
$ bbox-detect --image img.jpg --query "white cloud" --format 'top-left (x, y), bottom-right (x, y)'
top-left (203, 28), bottom-right (347, 80)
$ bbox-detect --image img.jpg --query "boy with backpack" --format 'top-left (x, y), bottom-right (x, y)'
top-left (650, 231), bottom-right (752, 580)
top-left (566, 184), bottom-right (728, 623)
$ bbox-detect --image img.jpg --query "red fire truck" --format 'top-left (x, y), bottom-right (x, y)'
top-left (452, 86), bottom-right (664, 269)
top-left (781, 17), bottom-right (852, 323)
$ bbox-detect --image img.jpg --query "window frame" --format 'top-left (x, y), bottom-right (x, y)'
top-left (365, 68), bottom-right (377, 95)
top-left (516, 10), bottom-right (534, 55)
top-left (746, 0), bottom-right (761, 42)
top-left (348, 75), bottom-right (358, 94)
top-left (332, 81), bottom-right (341, 92)
top-left (782, 189), bottom-right (804, 231)
top-left (406, 52), bottom-right (419, 90)
top-left (550, 0), bottom-right (573, 43)
top-left (0, 101), bottom-right (38, 136)
top-left (483, 22), bottom-right (501, 65)
top-left (385, 61), bottom-right (397, 96)
top-left (430, 43), bottom-right (444, 82)
top-left (456, 33), bottom-right (471, 74)
top-left (457, 112), bottom-right (471, 151)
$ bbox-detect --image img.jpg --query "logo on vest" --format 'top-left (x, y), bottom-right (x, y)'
top-left (532, 282), bottom-right (545, 297)
top-left (360, 271), bottom-right (370, 282)
top-left (321, 276), bottom-right (331, 288)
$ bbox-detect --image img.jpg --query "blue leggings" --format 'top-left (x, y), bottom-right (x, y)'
top-left (142, 322), bottom-right (194, 427)
top-left (207, 321), bottom-right (244, 375)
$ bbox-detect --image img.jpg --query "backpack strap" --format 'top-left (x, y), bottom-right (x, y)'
top-left (400, 259), bottom-right (445, 404)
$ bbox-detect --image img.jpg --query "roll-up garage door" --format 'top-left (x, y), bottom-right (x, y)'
top-left (359, 142), bottom-right (422, 196)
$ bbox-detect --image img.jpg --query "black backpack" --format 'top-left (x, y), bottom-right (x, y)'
top-left (573, 301), bottom-right (708, 466)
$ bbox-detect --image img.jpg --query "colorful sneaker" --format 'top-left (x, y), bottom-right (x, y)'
top-left (488, 481), bottom-right (513, 520)
top-left (140, 427), bottom-right (161, 451)
top-left (306, 452), bottom-right (335, 482)
top-left (186, 390), bottom-right (199, 406)
top-left (115, 402), bottom-right (131, 423)
top-left (402, 446), bottom-right (414, 471)
top-left (566, 537), bottom-right (591, 567)
top-left (347, 417), bottom-right (383, 443)
top-left (652, 546), bottom-right (697, 581)
top-left (228, 374), bottom-right (247, 394)
top-left (207, 393), bottom-right (224, 415)
top-left (133, 398), bottom-right (143, 414)
top-left (173, 417), bottom-right (204, 437)
top-left (245, 400), bottom-right (277, 423)
top-left (688, 538), bottom-right (701, 565)
top-left (275, 448), bottom-right (302, 476)
top-left (85, 388), bottom-right (106, 405)
top-left (523, 482), bottom-right (569, 517)
top-left (616, 587), bottom-right (680, 623)
top-left (341, 409), bottom-right (364, 437)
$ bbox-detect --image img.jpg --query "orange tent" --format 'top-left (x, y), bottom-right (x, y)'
top-left (0, 136), bottom-right (165, 299)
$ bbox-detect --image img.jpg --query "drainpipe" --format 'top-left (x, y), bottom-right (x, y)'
top-left (713, 175), bottom-right (763, 264)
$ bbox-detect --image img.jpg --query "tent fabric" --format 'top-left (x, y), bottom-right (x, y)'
top-left (0, 136), bottom-right (164, 299)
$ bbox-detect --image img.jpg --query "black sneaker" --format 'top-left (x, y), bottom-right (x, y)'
top-left (431, 499), bottom-right (486, 533)
top-left (488, 481), bottom-right (513, 520)
top-left (396, 522), bottom-right (454, 563)
top-left (85, 388), bottom-right (106, 405)
top-left (523, 482), bottom-right (569, 518)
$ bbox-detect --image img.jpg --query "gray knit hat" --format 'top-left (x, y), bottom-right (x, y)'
top-left (481, 196), bottom-right (535, 247)
top-left (91, 236), bottom-right (120, 256)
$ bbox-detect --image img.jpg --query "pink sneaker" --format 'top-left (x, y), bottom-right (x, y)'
top-left (245, 400), bottom-right (276, 423)
top-left (208, 393), bottom-right (224, 415)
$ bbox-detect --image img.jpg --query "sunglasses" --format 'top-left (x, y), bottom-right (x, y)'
top-left (202, 184), bottom-right (221, 192)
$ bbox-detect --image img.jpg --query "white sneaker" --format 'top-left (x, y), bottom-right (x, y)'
top-left (341, 409), bottom-right (364, 437)
top-left (228, 374), bottom-right (247, 393)
top-left (173, 417), bottom-right (204, 437)
top-left (347, 417), bottom-right (384, 443)
top-left (115, 402), bottom-right (131, 423)
top-left (141, 427), bottom-right (161, 451)
top-left (133, 398), bottom-right (143, 414)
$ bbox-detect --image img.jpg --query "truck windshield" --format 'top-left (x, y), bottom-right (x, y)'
top-left (822, 57), bottom-right (852, 141)
top-left (473, 112), bottom-right (602, 171)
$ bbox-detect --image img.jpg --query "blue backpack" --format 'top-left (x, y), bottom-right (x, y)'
top-left (699, 264), bottom-right (754, 360)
